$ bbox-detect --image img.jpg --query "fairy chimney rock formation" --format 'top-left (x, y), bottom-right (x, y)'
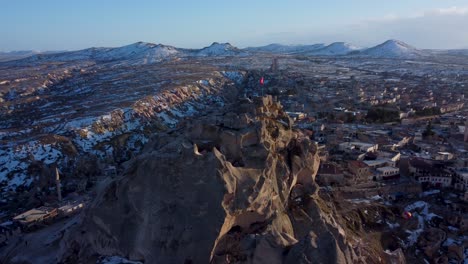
top-left (62, 95), bottom-right (366, 263)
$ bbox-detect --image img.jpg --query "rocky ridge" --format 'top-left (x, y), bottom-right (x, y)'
top-left (56, 95), bottom-right (400, 263)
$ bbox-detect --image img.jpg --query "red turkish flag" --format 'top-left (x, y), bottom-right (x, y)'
top-left (260, 77), bottom-right (264, 85)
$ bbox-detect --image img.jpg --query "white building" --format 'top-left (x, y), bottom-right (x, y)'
top-left (409, 158), bottom-right (454, 188)
top-left (418, 176), bottom-right (452, 187)
top-left (465, 121), bottom-right (468, 142)
top-left (376, 166), bottom-right (400, 180)
top-left (454, 168), bottom-right (468, 191)
top-left (338, 142), bottom-right (378, 153)
top-left (434, 152), bottom-right (454, 161)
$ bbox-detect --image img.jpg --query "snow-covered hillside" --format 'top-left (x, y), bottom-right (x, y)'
top-left (308, 42), bottom-right (360, 56)
top-left (5, 39), bottom-right (468, 65)
top-left (95, 42), bottom-right (179, 63)
top-left (0, 69), bottom-right (246, 197)
top-left (359, 40), bottom-right (427, 58)
top-left (15, 42), bottom-right (179, 65)
top-left (11, 42), bottom-right (246, 63)
top-left (197, 42), bottom-right (242, 56)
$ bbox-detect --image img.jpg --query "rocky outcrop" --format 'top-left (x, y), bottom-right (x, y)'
top-left (62, 95), bottom-right (368, 263)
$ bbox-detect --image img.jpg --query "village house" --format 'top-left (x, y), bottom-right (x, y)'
top-left (58, 200), bottom-right (85, 217)
top-left (409, 158), bottom-right (454, 187)
top-left (348, 160), bottom-right (371, 183)
top-left (439, 102), bottom-right (464, 114)
top-left (286, 111), bottom-right (307, 121)
top-left (417, 176), bottom-right (452, 187)
top-left (13, 206), bottom-right (58, 229)
top-left (310, 122), bottom-right (325, 132)
top-left (453, 168), bottom-right (468, 191)
top-left (316, 163), bottom-right (345, 186)
top-left (462, 191), bottom-right (468, 202)
top-left (375, 166), bottom-right (400, 180)
top-left (434, 152), bottom-right (454, 161)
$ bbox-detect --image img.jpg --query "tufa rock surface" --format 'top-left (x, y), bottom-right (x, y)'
top-left (63, 95), bottom-right (369, 263)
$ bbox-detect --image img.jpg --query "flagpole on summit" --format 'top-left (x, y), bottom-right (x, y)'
top-left (260, 76), bottom-right (264, 96)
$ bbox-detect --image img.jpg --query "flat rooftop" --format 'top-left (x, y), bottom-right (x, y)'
top-left (376, 166), bottom-right (399, 172)
top-left (13, 206), bottom-right (55, 224)
top-left (363, 159), bottom-right (388, 166)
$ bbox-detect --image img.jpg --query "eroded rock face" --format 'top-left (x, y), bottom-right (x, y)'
top-left (63, 96), bottom-right (361, 263)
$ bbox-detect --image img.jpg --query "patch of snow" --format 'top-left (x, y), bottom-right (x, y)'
top-left (0, 221), bottom-right (13, 227)
top-left (403, 201), bottom-right (441, 247)
top-left (443, 238), bottom-right (457, 247)
top-left (101, 114), bottom-right (112, 121)
top-left (405, 227), bottom-right (424, 247)
top-left (420, 189), bottom-right (440, 197)
top-left (405, 201), bottom-right (427, 211)
top-left (347, 198), bottom-right (371, 204)
top-left (197, 79), bottom-right (209, 86)
top-left (221, 71), bottom-right (245, 85)
top-left (64, 116), bottom-right (98, 129)
top-left (309, 42), bottom-right (361, 56)
top-left (157, 112), bottom-right (178, 126)
top-left (387, 221), bottom-right (400, 229)
top-left (0, 140), bottom-right (63, 190)
top-left (98, 256), bottom-right (142, 264)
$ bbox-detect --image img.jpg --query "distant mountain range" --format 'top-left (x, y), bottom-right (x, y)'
top-left (2, 39), bottom-right (468, 64)
top-left (245, 43), bottom-right (326, 54)
top-left (0, 50), bottom-right (62, 62)
top-left (249, 40), bottom-right (468, 59)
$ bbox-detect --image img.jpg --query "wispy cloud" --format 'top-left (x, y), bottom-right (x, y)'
top-left (363, 6), bottom-right (468, 23)
top-left (241, 6), bottom-right (468, 49)
top-left (427, 6), bottom-right (468, 16)
top-left (344, 6), bottom-right (468, 49)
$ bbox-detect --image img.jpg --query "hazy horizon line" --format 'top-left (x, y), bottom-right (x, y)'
top-left (1, 38), bottom-right (468, 53)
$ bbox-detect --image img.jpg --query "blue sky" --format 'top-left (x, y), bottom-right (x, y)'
top-left (2, 0), bottom-right (468, 51)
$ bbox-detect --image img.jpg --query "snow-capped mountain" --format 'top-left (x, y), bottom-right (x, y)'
top-left (308, 42), bottom-right (361, 56)
top-left (359, 40), bottom-right (427, 58)
top-left (245, 43), bottom-right (326, 54)
top-left (95, 42), bottom-right (179, 64)
top-left (5, 39), bottom-right (466, 66)
top-left (197, 42), bottom-right (241, 56)
top-left (4, 42), bottom-right (246, 64)
top-left (15, 42), bottom-right (180, 65)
